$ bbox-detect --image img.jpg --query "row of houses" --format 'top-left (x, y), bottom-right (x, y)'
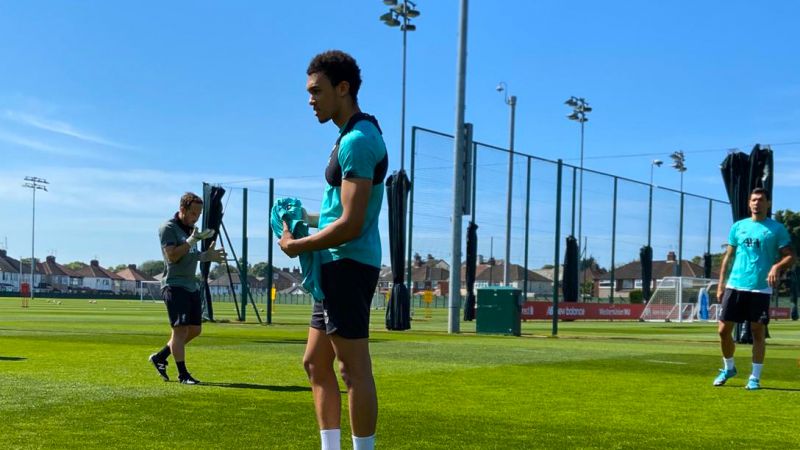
top-left (1, 248), bottom-right (712, 299)
top-left (378, 251), bottom-right (716, 299)
top-left (0, 249), bottom-right (309, 296)
top-left (0, 250), bottom-right (156, 294)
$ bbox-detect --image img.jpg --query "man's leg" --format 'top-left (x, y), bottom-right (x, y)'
top-left (713, 320), bottom-right (738, 386)
top-left (331, 334), bottom-right (377, 438)
top-left (304, 328), bottom-right (340, 428)
top-left (718, 320), bottom-right (736, 359)
top-left (748, 321), bottom-right (766, 389)
top-left (185, 325), bottom-right (202, 344)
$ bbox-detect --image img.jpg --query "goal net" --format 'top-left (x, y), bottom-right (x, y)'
top-left (139, 281), bottom-right (162, 302)
top-left (639, 277), bottom-right (719, 322)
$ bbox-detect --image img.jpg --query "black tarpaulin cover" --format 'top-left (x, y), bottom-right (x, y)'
top-left (640, 245), bottom-right (653, 302)
top-left (385, 170), bottom-right (411, 331)
top-left (563, 236), bottom-right (579, 302)
top-left (463, 221), bottom-right (478, 321)
top-left (200, 184), bottom-right (226, 321)
top-left (703, 253), bottom-right (712, 280)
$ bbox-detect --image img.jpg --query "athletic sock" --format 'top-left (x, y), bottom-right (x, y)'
top-left (176, 361), bottom-right (188, 378)
top-left (352, 434), bottom-right (375, 450)
top-left (723, 357), bottom-right (735, 371)
top-left (155, 345), bottom-right (171, 361)
top-left (320, 429), bottom-right (341, 450)
top-left (751, 363), bottom-right (763, 379)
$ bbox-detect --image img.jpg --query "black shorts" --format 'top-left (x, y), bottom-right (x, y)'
top-left (720, 288), bottom-right (770, 324)
top-left (162, 286), bottom-right (203, 327)
top-left (310, 258), bottom-right (380, 339)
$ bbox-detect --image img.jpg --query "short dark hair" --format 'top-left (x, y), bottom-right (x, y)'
top-left (307, 50), bottom-right (361, 104)
top-left (180, 192), bottom-right (203, 210)
top-left (750, 187), bottom-right (771, 201)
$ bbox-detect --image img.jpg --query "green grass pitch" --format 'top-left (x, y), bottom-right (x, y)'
top-left (1, 297), bottom-right (799, 449)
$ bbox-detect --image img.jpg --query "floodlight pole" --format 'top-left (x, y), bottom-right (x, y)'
top-left (496, 82), bottom-right (516, 286)
top-left (565, 97), bottom-right (591, 295)
top-left (448, 0), bottom-right (469, 334)
top-left (22, 176), bottom-right (48, 302)
top-left (379, 0), bottom-right (421, 171)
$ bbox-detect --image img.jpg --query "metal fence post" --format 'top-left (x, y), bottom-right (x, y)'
top-left (524, 157), bottom-right (531, 299)
top-left (241, 188), bottom-right (248, 321)
top-left (552, 159), bottom-right (563, 336)
top-left (677, 191), bottom-right (684, 277)
top-left (610, 177), bottom-right (618, 303)
top-left (407, 126), bottom-right (417, 295)
top-left (267, 178), bottom-right (274, 325)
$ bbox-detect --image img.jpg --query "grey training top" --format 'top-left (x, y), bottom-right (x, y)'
top-left (159, 214), bottom-right (200, 292)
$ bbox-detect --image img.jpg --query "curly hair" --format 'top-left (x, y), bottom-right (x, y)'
top-left (307, 50), bottom-right (362, 104)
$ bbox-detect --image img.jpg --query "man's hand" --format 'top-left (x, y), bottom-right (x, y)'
top-left (199, 241), bottom-right (227, 263)
top-left (767, 265), bottom-right (781, 288)
top-left (279, 221), bottom-right (300, 258)
top-left (187, 228), bottom-right (215, 246)
top-left (716, 284), bottom-right (725, 303)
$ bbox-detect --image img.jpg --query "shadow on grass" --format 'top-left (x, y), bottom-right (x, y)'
top-left (252, 339), bottom-right (308, 345)
top-left (761, 386), bottom-right (800, 392)
top-left (252, 337), bottom-right (389, 345)
top-left (202, 382), bottom-right (311, 392)
top-left (0, 356), bottom-right (26, 361)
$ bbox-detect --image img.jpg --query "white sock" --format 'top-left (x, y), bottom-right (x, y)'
top-left (320, 429), bottom-right (341, 450)
top-left (352, 434), bottom-right (375, 450)
top-left (723, 357), bottom-right (735, 371)
top-left (751, 363), bottom-right (763, 379)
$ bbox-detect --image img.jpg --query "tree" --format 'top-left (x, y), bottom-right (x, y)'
top-left (65, 261), bottom-right (87, 271)
top-left (540, 264), bottom-right (554, 270)
top-left (580, 255), bottom-right (602, 271)
top-left (774, 209), bottom-right (800, 254)
top-left (251, 261), bottom-right (273, 278)
top-left (139, 260), bottom-right (165, 277)
top-left (111, 264), bottom-right (128, 273)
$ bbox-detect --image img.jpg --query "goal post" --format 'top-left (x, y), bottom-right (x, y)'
top-left (639, 277), bottom-right (719, 322)
top-left (139, 281), bottom-right (162, 302)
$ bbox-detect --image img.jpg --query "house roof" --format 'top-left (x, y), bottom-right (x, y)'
top-left (0, 250), bottom-right (22, 273)
top-left (469, 262), bottom-right (551, 283)
top-left (209, 272), bottom-right (265, 288)
top-left (41, 256), bottom-right (75, 277)
top-left (601, 259), bottom-right (718, 280)
top-left (115, 264), bottom-right (156, 282)
top-left (73, 260), bottom-right (124, 280)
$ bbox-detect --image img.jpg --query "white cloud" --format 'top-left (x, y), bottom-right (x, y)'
top-left (3, 110), bottom-right (134, 150)
top-left (0, 129), bottom-right (106, 160)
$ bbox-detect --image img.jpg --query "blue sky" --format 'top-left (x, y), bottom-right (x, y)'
top-left (1, 1), bottom-right (798, 272)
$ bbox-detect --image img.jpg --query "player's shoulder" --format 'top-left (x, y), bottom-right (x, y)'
top-left (159, 218), bottom-right (179, 233)
top-left (340, 121), bottom-right (386, 156)
top-left (764, 217), bottom-right (788, 232)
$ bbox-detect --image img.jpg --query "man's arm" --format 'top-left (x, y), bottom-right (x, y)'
top-left (280, 178), bottom-right (371, 256)
top-left (163, 243), bottom-right (191, 264)
top-left (768, 246), bottom-right (796, 287)
top-left (717, 244), bottom-right (735, 302)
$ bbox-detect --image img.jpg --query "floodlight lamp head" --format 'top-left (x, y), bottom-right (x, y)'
top-left (406, 8), bottom-right (420, 18)
top-left (379, 12), bottom-right (394, 21)
top-left (652, 159), bottom-right (663, 167)
top-left (383, 0), bottom-right (398, 5)
top-left (567, 112), bottom-right (580, 121)
top-left (401, 24), bottom-right (416, 31)
top-left (384, 17), bottom-right (401, 27)
top-left (582, 105), bottom-right (592, 113)
top-left (565, 97), bottom-right (578, 107)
